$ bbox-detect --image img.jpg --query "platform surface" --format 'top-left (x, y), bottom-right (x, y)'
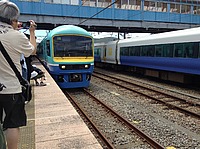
top-left (18, 61), bottom-right (103, 149)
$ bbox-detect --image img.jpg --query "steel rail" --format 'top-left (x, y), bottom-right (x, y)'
top-left (83, 88), bottom-right (165, 149)
top-left (92, 73), bottom-right (200, 119)
top-left (64, 91), bottom-right (115, 149)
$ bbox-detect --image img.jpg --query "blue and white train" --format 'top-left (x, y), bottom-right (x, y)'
top-left (37, 25), bottom-right (94, 88)
top-left (94, 27), bottom-right (200, 84)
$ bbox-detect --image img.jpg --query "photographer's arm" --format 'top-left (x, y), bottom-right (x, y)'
top-left (29, 20), bottom-right (37, 55)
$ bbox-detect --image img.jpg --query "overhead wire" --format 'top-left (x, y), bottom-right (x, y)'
top-left (63, 0), bottom-right (87, 24)
top-left (78, 0), bottom-right (120, 25)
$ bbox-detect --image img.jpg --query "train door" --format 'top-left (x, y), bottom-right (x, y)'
top-left (105, 41), bottom-right (118, 64)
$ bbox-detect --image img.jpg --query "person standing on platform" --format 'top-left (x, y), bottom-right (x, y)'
top-left (20, 54), bottom-right (28, 79)
top-left (0, 1), bottom-right (37, 149)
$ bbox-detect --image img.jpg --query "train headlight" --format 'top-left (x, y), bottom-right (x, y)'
top-left (61, 65), bottom-right (66, 69)
top-left (85, 64), bottom-right (89, 68)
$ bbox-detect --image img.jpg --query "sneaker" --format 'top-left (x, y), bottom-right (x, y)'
top-left (31, 71), bottom-right (38, 79)
top-left (40, 82), bottom-right (46, 86)
top-left (36, 81), bottom-right (39, 86)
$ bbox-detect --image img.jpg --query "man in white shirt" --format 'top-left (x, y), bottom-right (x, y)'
top-left (0, 1), bottom-right (37, 149)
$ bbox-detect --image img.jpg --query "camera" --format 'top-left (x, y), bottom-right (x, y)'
top-left (22, 21), bottom-right (37, 29)
top-left (22, 21), bottom-right (30, 29)
top-left (0, 83), bottom-right (6, 91)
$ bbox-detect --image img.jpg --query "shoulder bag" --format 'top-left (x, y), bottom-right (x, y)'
top-left (0, 41), bottom-right (32, 102)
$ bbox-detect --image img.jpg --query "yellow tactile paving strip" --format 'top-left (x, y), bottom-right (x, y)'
top-left (18, 81), bottom-right (35, 149)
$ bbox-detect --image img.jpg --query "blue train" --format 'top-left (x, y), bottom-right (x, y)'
top-left (37, 25), bottom-right (94, 88)
top-left (94, 27), bottom-right (200, 84)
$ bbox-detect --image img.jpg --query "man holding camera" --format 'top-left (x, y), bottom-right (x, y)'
top-left (0, 1), bottom-right (37, 149)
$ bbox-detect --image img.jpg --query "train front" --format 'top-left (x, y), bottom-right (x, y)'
top-left (49, 26), bottom-right (94, 88)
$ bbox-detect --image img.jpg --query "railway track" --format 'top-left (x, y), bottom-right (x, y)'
top-left (93, 71), bottom-right (200, 119)
top-left (64, 89), bottom-right (165, 149)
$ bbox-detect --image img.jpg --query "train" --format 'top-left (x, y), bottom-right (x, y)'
top-left (37, 25), bottom-right (94, 88)
top-left (94, 27), bottom-right (200, 84)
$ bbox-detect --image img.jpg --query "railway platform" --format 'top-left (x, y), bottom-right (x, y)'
top-left (18, 61), bottom-right (103, 149)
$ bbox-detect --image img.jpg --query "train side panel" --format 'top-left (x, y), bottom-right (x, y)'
top-left (95, 27), bottom-right (200, 84)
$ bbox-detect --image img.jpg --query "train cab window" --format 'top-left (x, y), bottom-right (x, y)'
top-left (46, 40), bottom-right (50, 56)
top-left (53, 36), bottom-right (93, 57)
top-left (174, 43), bottom-right (184, 57)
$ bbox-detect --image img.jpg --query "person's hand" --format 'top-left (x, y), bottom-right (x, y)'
top-left (29, 20), bottom-right (37, 32)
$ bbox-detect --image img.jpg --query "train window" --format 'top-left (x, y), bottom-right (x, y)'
top-left (46, 40), bottom-right (50, 56)
top-left (140, 46), bottom-right (145, 56)
top-left (129, 47), bottom-right (135, 56)
top-left (141, 45), bottom-right (155, 57)
top-left (120, 47), bottom-right (129, 56)
top-left (129, 46), bottom-right (140, 56)
top-left (94, 48), bottom-right (101, 55)
top-left (134, 46), bottom-right (141, 56)
top-left (53, 36), bottom-right (93, 57)
top-left (157, 2), bottom-right (167, 12)
top-left (181, 4), bottom-right (191, 14)
top-left (129, 46), bottom-right (135, 56)
top-left (183, 43), bottom-right (194, 58)
top-left (190, 42), bottom-right (200, 58)
top-left (170, 3), bottom-right (180, 13)
top-left (155, 45), bottom-right (162, 57)
top-left (193, 6), bottom-right (200, 15)
top-left (163, 44), bottom-right (174, 57)
top-left (147, 45), bottom-right (155, 57)
top-left (174, 43), bottom-right (184, 57)
top-left (37, 44), bottom-right (43, 55)
top-left (141, 46), bottom-right (148, 56)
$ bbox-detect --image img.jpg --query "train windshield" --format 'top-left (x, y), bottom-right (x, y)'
top-left (53, 35), bottom-right (93, 57)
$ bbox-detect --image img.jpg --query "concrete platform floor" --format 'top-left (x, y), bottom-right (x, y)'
top-left (18, 61), bottom-right (103, 149)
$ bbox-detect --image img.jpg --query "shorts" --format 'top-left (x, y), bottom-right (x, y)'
top-left (0, 93), bottom-right (27, 129)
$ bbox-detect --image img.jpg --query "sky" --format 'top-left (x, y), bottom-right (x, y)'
top-left (20, 29), bottom-right (151, 43)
